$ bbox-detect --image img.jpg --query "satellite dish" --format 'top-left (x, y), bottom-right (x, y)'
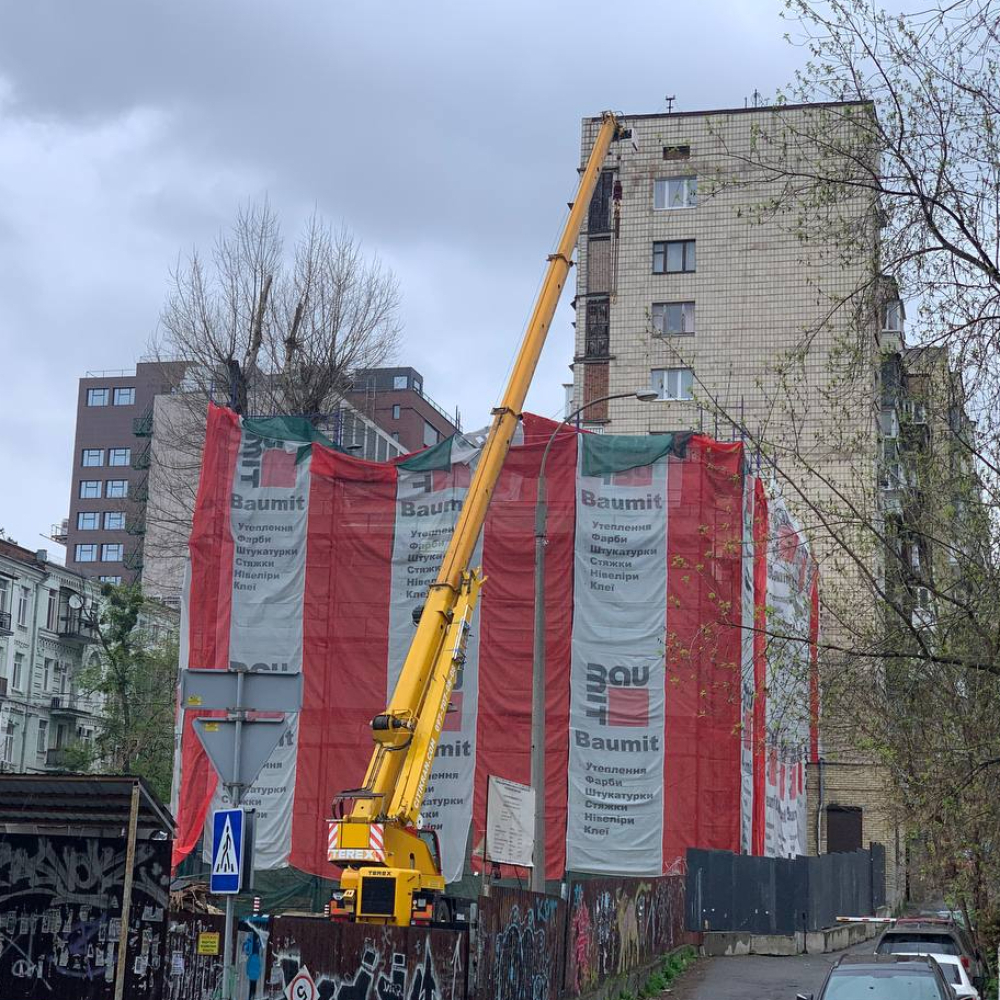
top-left (67, 594), bottom-right (84, 611)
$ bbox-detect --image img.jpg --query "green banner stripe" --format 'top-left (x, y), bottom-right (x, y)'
top-left (579, 431), bottom-right (692, 477)
top-left (397, 436), bottom-right (455, 472)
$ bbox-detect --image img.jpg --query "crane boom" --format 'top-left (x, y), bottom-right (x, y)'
top-left (329, 111), bottom-right (625, 925)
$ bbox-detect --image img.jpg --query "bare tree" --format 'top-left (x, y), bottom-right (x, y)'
top-left (156, 198), bottom-right (401, 414)
top-left (141, 199), bottom-right (402, 601)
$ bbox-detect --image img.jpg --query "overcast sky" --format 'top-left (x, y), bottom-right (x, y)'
top-left (0, 0), bottom-right (803, 554)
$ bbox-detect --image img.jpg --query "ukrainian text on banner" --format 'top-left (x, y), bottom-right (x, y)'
top-left (763, 494), bottom-right (815, 858)
top-left (765, 753), bottom-right (807, 858)
top-left (204, 418), bottom-right (316, 868)
top-left (566, 436), bottom-right (670, 875)
top-left (388, 438), bottom-right (483, 884)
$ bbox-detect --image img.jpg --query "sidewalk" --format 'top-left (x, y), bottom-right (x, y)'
top-left (668, 941), bottom-right (872, 999)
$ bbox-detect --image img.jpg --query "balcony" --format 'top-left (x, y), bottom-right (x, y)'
top-left (0, 611), bottom-right (11, 636)
top-left (133, 409), bottom-right (154, 437)
top-left (124, 546), bottom-right (144, 572)
top-left (131, 444), bottom-right (151, 470)
top-left (126, 513), bottom-right (146, 536)
top-left (57, 612), bottom-right (98, 644)
top-left (132, 477), bottom-right (149, 503)
top-left (50, 695), bottom-right (87, 717)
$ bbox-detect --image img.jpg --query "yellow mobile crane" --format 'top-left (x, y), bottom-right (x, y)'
top-left (327, 112), bottom-right (628, 926)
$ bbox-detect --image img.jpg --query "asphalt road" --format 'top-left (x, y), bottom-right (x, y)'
top-left (668, 942), bottom-right (874, 1000)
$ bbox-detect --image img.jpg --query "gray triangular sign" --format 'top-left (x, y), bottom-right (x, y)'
top-left (193, 718), bottom-right (289, 788)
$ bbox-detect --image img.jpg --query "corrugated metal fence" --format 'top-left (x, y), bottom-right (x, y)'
top-left (685, 845), bottom-right (886, 935)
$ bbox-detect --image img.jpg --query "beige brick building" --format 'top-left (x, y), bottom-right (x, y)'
top-left (569, 102), bottom-right (908, 900)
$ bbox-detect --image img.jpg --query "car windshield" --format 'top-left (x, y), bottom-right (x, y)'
top-left (878, 935), bottom-right (960, 956)
top-left (824, 970), bottom-right (943, 999)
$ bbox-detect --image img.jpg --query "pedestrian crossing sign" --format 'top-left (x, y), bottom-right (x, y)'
top-left (210, 807), bottom-right (245, 894)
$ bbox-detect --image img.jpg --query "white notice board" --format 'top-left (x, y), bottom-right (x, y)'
top-left (485, 775), bottom-right (535, 868)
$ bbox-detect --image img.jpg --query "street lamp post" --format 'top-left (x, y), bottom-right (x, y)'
top-left (530, 388), bottom-right (658, 892)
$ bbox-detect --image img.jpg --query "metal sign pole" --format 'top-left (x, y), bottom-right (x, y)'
top-left (221, 669), bottom-right (244, 1000)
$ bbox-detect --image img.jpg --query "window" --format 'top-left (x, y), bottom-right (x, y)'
top-left (390, 431), bottom-right (400, 442)
top-left (103, 512), bottom-right (125, 530)
top-left (42, 658), bottom-right (52, 691)
top-left (651, 367), bottom-right (694, 401)
top-left (99, 575), bottom-right (122, 586)
top-left (81, 449), bottom-right (104, 467)
top-left (393, 375), bottom-right (408, 390)
top-left (423, 422), bottom-right (439, 448)
top-left (36, 720), bottom-right (48, 756)
top-left (113, 387), bottom-right (135, 406)
top-left (77, 512), bottom-right (99, 530)
top-left (413, 379), bottom-right (422, 395)
top-left (653, 240), bottom-right (696, 273)
top-left (101, 543), bottom-right (124, 562)
top-left (0, 577), bottom-right (9, 613)
top-left (108, 448), bottom-right (131, 466)
top-left (16, 587), bottom-right (30, 627)
top-left (392, 404), bottom-right (401, 420)
top-left (882, 299), bottom-right (903, 333)
top-left (662, 144), bottom-right (691, 161)
top-left (1, 723), bottom-right (14, 765)
top-left (46, 590), bottom-right (58, 631)
top-left (654, 176), bottom-right (697, 209)
top-left (86, 388), bottom-right (109, 406)
top-left (106, 480), bottom-right (129, 499)
top-left (652, 301), bottom-right (696, 336)
top-left (75, 544), bottom-right (98, 562)
top-left (12, 653), bottom-right (23, 690)
top-left (79, 480), bottom-right (102, 499)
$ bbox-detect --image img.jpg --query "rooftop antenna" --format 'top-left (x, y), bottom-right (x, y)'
top-left (664, 95), bottom-right (676, 114)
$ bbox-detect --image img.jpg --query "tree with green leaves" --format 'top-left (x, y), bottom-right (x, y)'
top-left (65, 584), bottom-right (179, 803)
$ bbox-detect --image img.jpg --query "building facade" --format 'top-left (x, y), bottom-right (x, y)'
top-left (64, 362), bottom-right (458, 603)
top-left (568, 102), bottom-right (918, 891)
top-left (0, 541), bottom-right (103, 773)
top-left (346, 366), bottom-right (459, 453)
top-left (64, 364), bottom-right (186, 585)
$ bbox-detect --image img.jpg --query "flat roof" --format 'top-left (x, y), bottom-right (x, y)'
top-left (0, 774), bottom-right (174, 839)
top-left (585, 99), bottom-right (872, 123)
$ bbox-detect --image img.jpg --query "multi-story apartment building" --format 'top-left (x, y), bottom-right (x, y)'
top-left (568, 101), bottom-right (913, 889)
top-left (64, 362), bottom-right (458, 603)
top-left (0, 540), bottom-right (103, 773)
top-left (346, 367), bottom-right (459, 453)
top-left (65, 363), bottom-right (187, 585)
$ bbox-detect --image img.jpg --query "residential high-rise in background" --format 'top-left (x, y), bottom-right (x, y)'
top-left (346, 367), bottom-right (460, 453)
top-left (61, 362), bottom-right (457, 603)
top-left (567, 101), bottom-right (943, 899)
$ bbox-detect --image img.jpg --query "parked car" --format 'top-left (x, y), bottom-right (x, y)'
top-left (926, 952), bottom-right (980, 1000)
top-left (798, 954), bottom-right (955, 1000)
top-left (875, 919), bottom-right (986, 990)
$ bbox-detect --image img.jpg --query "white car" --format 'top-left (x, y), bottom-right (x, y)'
top-left (926, 953), bottom-right (979, 1000)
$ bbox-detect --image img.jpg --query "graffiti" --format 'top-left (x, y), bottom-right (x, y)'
top-left (0, 833), bottom-right (169, 1000)
top-left (475, 887), bottom-right (564, 1000)
top-left (270, 918), bottom-right (466, 1000)
top-left (564, 875), bottom-right (689, 996)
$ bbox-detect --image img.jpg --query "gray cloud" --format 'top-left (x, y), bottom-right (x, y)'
top-left (0, 0), bottom-right (800, 551)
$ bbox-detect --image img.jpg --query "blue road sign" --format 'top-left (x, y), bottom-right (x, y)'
top-left (210, 807), bottom-right (245, 894)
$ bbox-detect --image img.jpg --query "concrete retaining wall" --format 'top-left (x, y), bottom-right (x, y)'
top-left (703, 910), bottom-right (886, 957)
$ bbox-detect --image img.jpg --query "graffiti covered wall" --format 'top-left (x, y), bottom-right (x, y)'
top-left (269, 917), bottom-right (468, 1000)
top-left (475, 888), bottom-right (565, 1000)
top-left (0, 833), bottom-right (170, 1000)
top-left (564, 875), bottom-right (689, 996)
top-left (164, 914), bottom-right (226, 1000)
